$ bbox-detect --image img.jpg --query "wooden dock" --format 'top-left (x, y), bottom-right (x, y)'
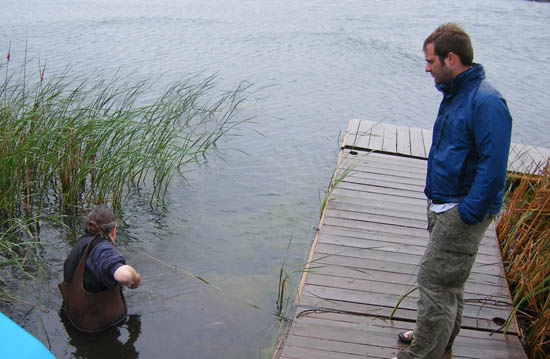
top-left (274, 120), bottom-right (549, 359)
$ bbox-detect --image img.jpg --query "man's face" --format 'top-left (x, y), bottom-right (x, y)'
top-left (424, 43), bottom-right (453, 85)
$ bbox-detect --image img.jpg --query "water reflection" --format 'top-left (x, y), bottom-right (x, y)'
top-left (59, 310), bottom-right (141, 359)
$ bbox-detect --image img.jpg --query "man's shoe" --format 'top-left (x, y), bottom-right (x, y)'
top-left (397, 331), bottom-right (414, 344)
top-left (398, 330), bottom-right (453, 351)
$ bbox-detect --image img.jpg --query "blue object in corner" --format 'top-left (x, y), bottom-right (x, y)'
top-left (0, 312), bottom-right (55, 359)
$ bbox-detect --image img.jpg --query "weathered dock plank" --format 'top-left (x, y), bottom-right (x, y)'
top-left (396, 125), bottom-right (411, 156)
top-left (409, 127), bottom-right (426, 157)
top-left (274, 120), bottom-right (540, 359)
top-left (282, 313), bottom-right (525, 359)
top-left (382, 123), bottom-right (398, 153)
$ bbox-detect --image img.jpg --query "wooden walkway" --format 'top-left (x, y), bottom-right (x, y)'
top-left (274, 120), bottom-right (549, 359)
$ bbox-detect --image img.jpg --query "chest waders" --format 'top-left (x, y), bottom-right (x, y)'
top-left (58, 239), bottom-right (127, 332)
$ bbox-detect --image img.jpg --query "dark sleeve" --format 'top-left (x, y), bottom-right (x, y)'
top-left (86, 242), bottom-right (126, 289)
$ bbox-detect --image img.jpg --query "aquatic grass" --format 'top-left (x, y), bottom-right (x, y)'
top-left (0, 217), bottom-right (47, 280)
top-left (318, 120), bottom-right (380, 215)
top-left (319, 148), bottom-right (362, 216)
top-left (275, 235), bottom-right (317, 316)
top-left (496, 160), bottom-right (550, 359)
top-left (270, 237), bottom-right (333, 359)
top-left (389, 286), bottom-right (418, 320)
top-left (1, 68), bottom-right (250, 214)
top-left (275, 235), bottom-right (334, 315)
top-left (1, 54), bottom-right (253, 279)
top-left (0, 288), bottom-right (49, 313)
top-left (276, 236), bottom-right (294, 315)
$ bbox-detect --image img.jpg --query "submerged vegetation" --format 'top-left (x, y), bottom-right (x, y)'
top-left (496, 161), bottom-right (550, 359)
top-left (0, 49), bottom-right (251, 280)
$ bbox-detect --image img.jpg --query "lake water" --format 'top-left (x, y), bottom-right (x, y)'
top-left (1, 0), bottom-right (549, 358)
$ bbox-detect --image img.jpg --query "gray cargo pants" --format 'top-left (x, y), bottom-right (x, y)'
top-left (397, 206), bottom-right (494, 359)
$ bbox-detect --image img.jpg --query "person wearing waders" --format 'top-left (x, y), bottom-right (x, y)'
top-left (392, 23), bottom-right (512, 359)
top-left (59, 205), bottom-right (141, 332)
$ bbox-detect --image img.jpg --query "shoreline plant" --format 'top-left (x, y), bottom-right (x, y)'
top-left (496, 161), bottom-right (550, 359)
top-left (1, 49), bottom-right (252, 280)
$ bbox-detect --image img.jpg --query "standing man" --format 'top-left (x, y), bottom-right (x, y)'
top-left (393, 23), bottom-right (512, 359)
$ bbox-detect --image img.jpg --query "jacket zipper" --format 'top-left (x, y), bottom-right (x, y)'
top-left (436, 115), bottom-right (448, 151)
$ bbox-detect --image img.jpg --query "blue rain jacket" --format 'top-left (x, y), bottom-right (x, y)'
top-left (425, 64), bottom-right (512, 224)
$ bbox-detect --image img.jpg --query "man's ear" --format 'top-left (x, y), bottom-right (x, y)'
top-left (446, 52), bottom-right (461, 67)
top-left (444, 52), bottom-right (454, 66)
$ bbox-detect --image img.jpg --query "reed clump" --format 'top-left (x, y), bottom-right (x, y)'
top-left (496, 161), bottom-right (550, 359)
top-left (1, 52), bottom-right (251, 277)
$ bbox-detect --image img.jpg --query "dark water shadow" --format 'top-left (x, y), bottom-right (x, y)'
top-left (59, 309), bottom-right (141, 359)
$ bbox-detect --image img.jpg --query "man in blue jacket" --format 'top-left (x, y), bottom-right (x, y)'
top-left (393, 23), bottom-right (512, 359)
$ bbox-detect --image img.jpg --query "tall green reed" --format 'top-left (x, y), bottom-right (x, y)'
top-left (1, 53), bottom-right (252, 276)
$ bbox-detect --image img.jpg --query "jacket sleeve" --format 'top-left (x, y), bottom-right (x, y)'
top-left (458, 87), bottom-right (512, 224)
top-left (87, 242), bottom-right (126, 289)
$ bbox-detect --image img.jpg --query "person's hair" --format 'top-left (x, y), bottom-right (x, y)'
top-left (84, 205), bottom-right (116, 238)
top-left (423, 23), bottom-right (473, 67)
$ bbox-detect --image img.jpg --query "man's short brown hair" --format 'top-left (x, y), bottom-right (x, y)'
top-left (424, 23), bottom-right (474, 66)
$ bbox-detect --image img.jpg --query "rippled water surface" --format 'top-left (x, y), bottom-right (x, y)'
top-left (1, 0), bottom-right (549, 358)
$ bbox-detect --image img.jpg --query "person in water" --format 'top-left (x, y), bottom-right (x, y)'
top-left (59, 205), bottom-right (141, 332)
